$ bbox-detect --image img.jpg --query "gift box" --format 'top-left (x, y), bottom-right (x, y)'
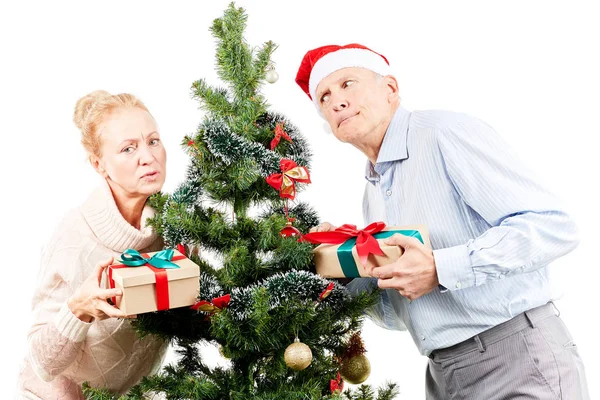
top-left (304, 223), bottom-right (431, 278)
top-left (107, 248), bottom-right (200, 315)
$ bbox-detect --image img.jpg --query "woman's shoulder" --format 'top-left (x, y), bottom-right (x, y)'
top-left (41, 207), bottom-right (97, 265)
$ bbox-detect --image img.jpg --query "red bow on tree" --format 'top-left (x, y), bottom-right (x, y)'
top-left (270, 122), bottom-right (293, 150)
top-left (190, 294), bottom-right (231, 313)
top-left (266, 159), bottom-right (311, 200)
top-left (330, 372), bottom-right (344, 394)
top-left (300, 222), bottom-right (386, 268)
top-left (319, 282), bottom-right (335, 301)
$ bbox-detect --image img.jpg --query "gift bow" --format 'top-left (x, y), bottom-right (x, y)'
top-left (190, 294), bottom-right (231, 313)
top-left (119, 248), bottom-right (181, 269)
top-left (266, 159), bottom-right (311, 200)
top-left (270, 122), bottom-right (293, 150)
top-left (300, 222), bottom-right (386, 269)
top-left (109, 248), bottom-right (184, 311)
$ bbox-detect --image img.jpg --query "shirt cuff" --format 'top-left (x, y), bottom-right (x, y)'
top-left (53, 302), bottom-right (92, 342)
top-left (433, 244), bottom-right (475, 290)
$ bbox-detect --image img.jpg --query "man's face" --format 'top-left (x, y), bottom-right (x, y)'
top-left (316, 67), bottom-right (396, 145)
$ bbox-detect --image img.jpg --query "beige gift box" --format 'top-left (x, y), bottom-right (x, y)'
top-left (314, 225), bottom-right (431, 278)
top-left (107, 249), bottom-right (200, 315)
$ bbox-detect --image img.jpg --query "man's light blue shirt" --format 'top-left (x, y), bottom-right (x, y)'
top-left (347, 106), bottom-right (578, 356)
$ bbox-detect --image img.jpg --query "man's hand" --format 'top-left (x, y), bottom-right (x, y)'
top-left (371, 233), bottom-right (439, 301)
top-left (309, 222), bottom-right (336, 233)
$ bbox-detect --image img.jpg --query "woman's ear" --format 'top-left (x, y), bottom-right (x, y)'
top-left (89, 154), bottom-right (108, 178)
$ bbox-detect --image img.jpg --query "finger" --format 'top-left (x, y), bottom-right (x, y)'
top-left (97, 288), bottom-right (123, 300)
top-left (94, 257), bottom-right (115, 281)
top-left (371, 263), bottom-right (398, 280)
top-left (321, 222), bottom-right (336, 232)
top-left (97, 300), bottom-right (128, 319)
top-left (377, 276), bottom-right (403, 290)
top-left (383, 233), bottom-right (420, 248)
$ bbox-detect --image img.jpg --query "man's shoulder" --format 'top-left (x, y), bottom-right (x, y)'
top-left (409, 108), bottom-right (479, 131)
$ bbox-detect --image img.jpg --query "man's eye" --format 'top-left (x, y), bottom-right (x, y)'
top-left (343, 80), bottom-right (355, 88)
top-left (149, 139), bottom-right (160, 146)
top-left (320, 94), bottom-right (330, 103)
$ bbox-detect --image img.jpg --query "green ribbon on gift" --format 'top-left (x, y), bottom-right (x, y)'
top-left (338, 230), bottom-right (425, 278)
top-left (120, 248), bottom-right (181, 269)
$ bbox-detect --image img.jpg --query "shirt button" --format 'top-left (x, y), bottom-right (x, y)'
top-left (421, 335), bottom-right (426, 341)
top-left (386, 189), bottom-right (392, 196)
top-left (455, 281), bottom-right (462, 289)
top-left (499, 274), bottom-right (505, 279)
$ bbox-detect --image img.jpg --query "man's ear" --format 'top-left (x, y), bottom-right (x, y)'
top-left (89, 154), bottom-right (108, 178)
top-left (384, 75), bottom-right (400, 102)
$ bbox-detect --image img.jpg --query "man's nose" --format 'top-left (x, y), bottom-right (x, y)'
top-left (332, 98), bottom-right (348, 111)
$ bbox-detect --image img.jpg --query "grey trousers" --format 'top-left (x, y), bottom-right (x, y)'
top-left (426, 303), bottom-right (589, 399)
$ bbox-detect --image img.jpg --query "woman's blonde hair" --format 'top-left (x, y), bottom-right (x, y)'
top-left (73, 90), bottom-right (150, 157)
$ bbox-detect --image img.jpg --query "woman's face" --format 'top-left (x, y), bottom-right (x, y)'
top-left (92, 107), bottom-right (167, 198)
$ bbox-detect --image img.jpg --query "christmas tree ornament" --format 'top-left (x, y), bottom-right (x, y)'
top-left (270, 122), bottom-right (293, 150)
top-left (284, 337), bottom-right (312, 371)
top-left (190, 294), bottom-right (231, 313)
top-left (265, 65), bottom-right (279, 83)
top-left (266, 159), bottom-right (311, 200)
top-left (280, 220), bottom-right (301, 238)
top-left (330, 372), bottom-right (344, 394)
top-left (319, 282), bottom-right (335, 301)
top-left (340, 353), bottom-right (370, 384)
top-left (339, 332), bottom-right (371, 384)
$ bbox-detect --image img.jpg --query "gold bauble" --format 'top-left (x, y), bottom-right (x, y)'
top-left (284, 340), bottom-right (312, 371)
top-left (340, 354), bottom-right (371, 384)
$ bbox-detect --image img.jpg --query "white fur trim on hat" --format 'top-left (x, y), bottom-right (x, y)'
top-left (308, 48), bottom-right (391, 106)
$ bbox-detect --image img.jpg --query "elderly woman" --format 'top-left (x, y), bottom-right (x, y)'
top-left (18, 90), bottom-right (169, 399)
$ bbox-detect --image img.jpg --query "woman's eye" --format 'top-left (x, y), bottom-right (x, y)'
top-left (122, 146), bottom-right (135, 154)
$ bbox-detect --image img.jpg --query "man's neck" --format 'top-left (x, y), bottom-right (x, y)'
top-left (355, 104), bottom-right (399, 165)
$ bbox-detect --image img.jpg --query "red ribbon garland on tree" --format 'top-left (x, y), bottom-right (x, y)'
top-left (266, 159), bottom-right (311, 200)
top-left (300, 222), bottom-right (387, 269)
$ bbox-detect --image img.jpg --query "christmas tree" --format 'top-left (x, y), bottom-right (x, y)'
top-left (83, 3), bottom-right (398, 399)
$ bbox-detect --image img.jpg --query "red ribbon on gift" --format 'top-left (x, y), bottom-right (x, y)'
top-left (270, 122), bottom-right (293, 150)
top-left (266, 159), bottom-right (311, 200)
top-left (300, 222), bottom-right (386, 268)
top-left (108, 252), bottom-right (186, 311)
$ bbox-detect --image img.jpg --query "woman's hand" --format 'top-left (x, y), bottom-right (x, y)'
top-left (67, 257), bottom-right (134, 322)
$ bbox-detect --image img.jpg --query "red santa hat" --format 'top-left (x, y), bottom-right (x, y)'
top-left (295, 43), bottom-right (391, 107)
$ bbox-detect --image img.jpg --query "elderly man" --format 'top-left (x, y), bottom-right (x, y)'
top-left (296, 43), bottom-right (589, 399)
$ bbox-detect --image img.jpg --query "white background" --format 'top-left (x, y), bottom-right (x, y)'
top-left (1, 1), bottom-right (598, 398)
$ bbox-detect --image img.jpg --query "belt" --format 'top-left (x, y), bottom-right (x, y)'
top-left (428, 302), bottom-right (558, 361)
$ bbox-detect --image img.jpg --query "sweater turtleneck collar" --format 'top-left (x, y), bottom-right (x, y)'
top-left (79, 179), bottom-right (158, 252)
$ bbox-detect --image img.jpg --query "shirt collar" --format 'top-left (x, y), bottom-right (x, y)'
top-left (364, 106), bottom-right (411, 184)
